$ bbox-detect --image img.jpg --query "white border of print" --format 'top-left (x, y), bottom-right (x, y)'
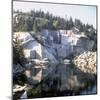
top-left (0, 0), bottom-right (100, 100)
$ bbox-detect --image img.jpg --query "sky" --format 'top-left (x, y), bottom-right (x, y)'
top-left (13, 1), bottom-right (97, 28)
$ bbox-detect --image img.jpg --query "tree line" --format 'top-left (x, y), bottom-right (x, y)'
top-left (13, 9), bottom-right (96, 40)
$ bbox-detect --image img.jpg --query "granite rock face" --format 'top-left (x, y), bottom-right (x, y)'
top-left (14, 32), bottom-right (58, 64)
top-left (13, 30), bottom-right (94, 63)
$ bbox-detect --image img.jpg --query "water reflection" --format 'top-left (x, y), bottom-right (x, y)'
top-left (36, 63), bottom-right (97, 97)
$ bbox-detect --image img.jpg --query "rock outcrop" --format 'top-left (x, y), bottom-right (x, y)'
top-left (14, 32), bottom-right (58, 64)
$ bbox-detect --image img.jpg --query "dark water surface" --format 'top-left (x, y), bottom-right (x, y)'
top-left (28, 63), bottom-right (97, 98)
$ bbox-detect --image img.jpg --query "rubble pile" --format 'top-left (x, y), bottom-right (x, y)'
top-left (73, 51), bottom-right (96, 74)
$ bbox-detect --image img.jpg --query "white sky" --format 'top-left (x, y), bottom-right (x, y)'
top-left (13, 1), bottom-right (97, 28)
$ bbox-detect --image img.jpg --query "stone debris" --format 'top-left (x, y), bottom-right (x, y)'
top-left (73, 51), bottom-right (96, 74)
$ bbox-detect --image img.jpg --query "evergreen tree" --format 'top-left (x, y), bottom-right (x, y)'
top-left (69, 17), bottom-right (74, 28)
top-left (33, 19), bottom-right (38, 32)
top-left (13, 9), bottom-right (96, 37)
top-left (13, 37), bottom-right (26, 65)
